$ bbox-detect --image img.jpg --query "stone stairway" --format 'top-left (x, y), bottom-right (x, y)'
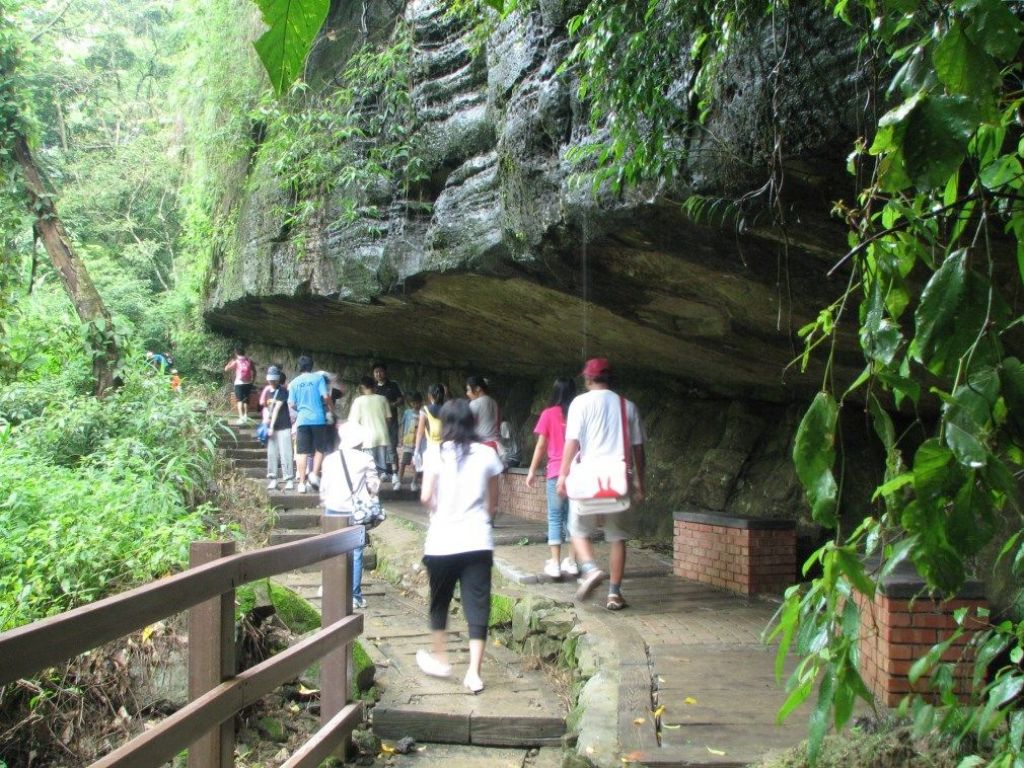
top-left (219, 420), bottom-right (418, 545)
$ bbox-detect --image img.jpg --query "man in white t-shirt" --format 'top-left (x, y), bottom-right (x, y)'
top-left (556, 358), bottom-right (645, 611)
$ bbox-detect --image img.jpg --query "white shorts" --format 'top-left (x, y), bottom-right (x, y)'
top-left (568, 501), bottom-right (633, 542)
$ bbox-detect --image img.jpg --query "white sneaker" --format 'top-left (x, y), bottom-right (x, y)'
top-left (560, 557), bottom-right (580, 577)
top-left (391, 473), bottom-right (400, 485)
top-left (415, 649), bottom-right (452, 678)
top-left (575, 568), bottom-right (606, 601)
top-left (308, 472), bottom-right (320, 490)
top-left (393, 479), bottom-right (402, 491)
top-left (284, 480), bottom-right (294, 491)
top-left (543, 559), bottom-right (562, 579)
top-left (353, 596), bottom-right (367, 609)
top-left (266, 478), bottom-right (277, 490)
top-left (297, 483), bottom-right (307, 494)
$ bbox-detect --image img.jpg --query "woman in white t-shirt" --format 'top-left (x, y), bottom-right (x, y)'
top-left (415, 398), bottom-right (504, 694)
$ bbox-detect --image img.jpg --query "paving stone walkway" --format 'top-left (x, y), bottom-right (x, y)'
top-left (221, 424), bottom-right (812, 767)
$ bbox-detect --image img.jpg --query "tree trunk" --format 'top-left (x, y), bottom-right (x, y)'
top-left (12, 134), bottom-right (118, 395)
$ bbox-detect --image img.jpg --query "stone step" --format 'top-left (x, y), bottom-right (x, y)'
top-left (269, 529), bottom-right (319, 546)
top-left (266, 490), bottom-right (321, 509)
top-left (231, 459), bottom-right (267, 469)
top-left (367, 586), bottom-right (566, 748)
top-left (223, 447), bottom-right (265, 460)
top-left (275, 510), bottom-right (322, 529)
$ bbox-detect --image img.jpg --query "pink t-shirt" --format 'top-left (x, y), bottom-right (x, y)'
top-left (533, 405), bottom-right (567, 479)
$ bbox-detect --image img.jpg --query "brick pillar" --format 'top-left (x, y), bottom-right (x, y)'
top-left (497, 468), bottom-right (548, 521)
top-left (856, 566), bottom-right (988, 707)
top-left (673, 510), bottom-right (796, 596)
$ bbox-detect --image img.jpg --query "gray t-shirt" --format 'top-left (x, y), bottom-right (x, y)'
top-left (469, 395), bottom-right (500, 441)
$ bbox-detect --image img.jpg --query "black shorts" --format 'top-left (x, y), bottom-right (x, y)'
top-left (234, 383), bottom-right (254, 402)
top-left (295, 424), bottom-right (330, 455)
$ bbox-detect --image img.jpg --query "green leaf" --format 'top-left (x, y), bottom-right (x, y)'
top-left (979, 155), bottom-right (1023, 190)
top-left (933, 23), bottom-right (1000, 95)
top-left (902, 96), bottom-right (979, 189)
top-left (967, 0), bottom-right (1023, 60)
top-left (252, 0), bottom-right (331, 96)
top-left (808, 668), bottom-right (835, 763)
top-left (793, 393), bottom-right (840, 527)
top-left (860, 283), bottom-right (903, 366)
top-left (910, 250), bottom-right (966, 371)
top-left (912, 439), bottom-right (956, 503)
top-left (835, 548), bottom-right (877, 597)
top-left (868, 393), bottom-right (896, 451)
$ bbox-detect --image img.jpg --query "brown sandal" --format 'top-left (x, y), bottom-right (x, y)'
top-left (606, 594), bottom-right (627, 611)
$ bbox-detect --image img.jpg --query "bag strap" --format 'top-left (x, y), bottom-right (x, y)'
top-left (620, 395), bottom-right (631, 472)
top-left (340, 448), bottom-right (369, 497)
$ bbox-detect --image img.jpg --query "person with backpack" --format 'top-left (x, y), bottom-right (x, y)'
top-left (224, 348), bottom-right (256, 424)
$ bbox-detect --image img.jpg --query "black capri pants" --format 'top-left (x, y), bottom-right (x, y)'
top-left (422, 550), bottom-right (493, 641)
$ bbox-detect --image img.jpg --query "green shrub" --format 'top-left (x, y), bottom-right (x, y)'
top-left (0, 366), bottom-right (225, 631)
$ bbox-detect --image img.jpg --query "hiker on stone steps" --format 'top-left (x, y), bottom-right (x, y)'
top-left (263, 366), bottom-right (293, 492)
top-left (288, 355), bottom-right (332, 494)
top-left (415, 398), bottom-right (504, 695)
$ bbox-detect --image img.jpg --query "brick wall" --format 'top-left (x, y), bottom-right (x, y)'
top-left (855, 581), bottom-right (987, 707)
top-left (498, 468), bottom-right (547, 521)
top-left (673, 510), bottom-right (796, 596)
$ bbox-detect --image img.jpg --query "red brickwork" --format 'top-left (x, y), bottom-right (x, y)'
top-left (855, 591), bottom-right (987, 707)
top-left (498, 469), bottom-right (547, 521)
top-left (673, 517), bottom-right (796, 596)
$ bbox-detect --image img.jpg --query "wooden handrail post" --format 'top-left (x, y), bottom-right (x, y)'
top-left (320, 515), bottom-right (356, 752)
top-left (188, 541), bottom-right (236, 768)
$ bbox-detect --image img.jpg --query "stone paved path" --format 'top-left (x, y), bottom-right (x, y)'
top-left (221, 423), bottom-right (811, 767)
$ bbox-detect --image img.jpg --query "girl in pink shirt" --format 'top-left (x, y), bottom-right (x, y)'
top-left (525, 377), bottom-right (578, 580)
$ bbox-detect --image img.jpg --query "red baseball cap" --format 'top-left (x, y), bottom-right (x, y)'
top-left (580, 358), bottom-right (611, 377)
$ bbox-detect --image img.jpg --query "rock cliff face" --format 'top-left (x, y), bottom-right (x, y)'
top-left (207, 0), bottom-right (874, 534)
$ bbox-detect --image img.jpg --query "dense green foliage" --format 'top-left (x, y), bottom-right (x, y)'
top-left (254, 18), bottom-right (425, 228)
top-left (777, 1), bottom-right (1024, 763)
top-left (0, 291), bottom-right (224, 632)
top-left (548, 0), bottom-right (1024, 764)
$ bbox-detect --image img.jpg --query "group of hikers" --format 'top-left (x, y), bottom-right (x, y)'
top-left (226, 349), bottom-right (646, 694)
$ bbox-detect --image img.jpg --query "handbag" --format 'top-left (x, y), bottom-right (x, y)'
top-left (565, 395), bottom-right (632, 516)
top-left (339, 449), bottom-right (386, 530)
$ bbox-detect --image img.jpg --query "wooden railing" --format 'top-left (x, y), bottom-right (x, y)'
top-left (0, 515), bottom-right (365, 768)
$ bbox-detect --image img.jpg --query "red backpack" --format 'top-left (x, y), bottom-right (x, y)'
top-left (236, 356), bottom-right (254, 382)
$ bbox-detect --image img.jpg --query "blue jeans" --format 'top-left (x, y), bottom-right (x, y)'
top-left (546, 477), bottom-right (570, 546)
top-left (327, 510), bottom-right (363, 600)
top-left (352, 543), bottom-right (364, 600)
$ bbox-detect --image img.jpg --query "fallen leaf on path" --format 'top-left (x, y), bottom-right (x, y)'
top-left (633, 717), bottom-right (647, 725)
top-left (662, 723), bottom-right (681, 730)
top-left (657, 675), bottom-right (666, 683)
top-left (684, 696), bottom-right (698, 705)
top-left (621, 751), bottom-right (647, 763)
top-left (652, 704), bottom-right (665, 718)
top-left (707, 746), bottom-right (726, 756)
top-left (297, 684), bottom-right (319, 696)
top-left (380, 743), bottom-right (395, 755)
top-left (287, 703), bottom-right (300, 714)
